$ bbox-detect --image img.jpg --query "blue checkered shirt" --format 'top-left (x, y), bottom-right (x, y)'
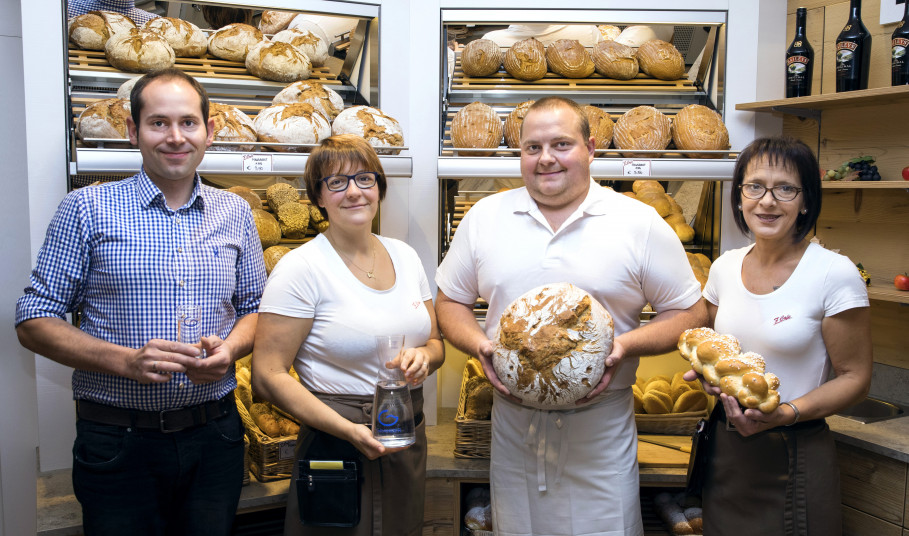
top-left (16, 169), bottom-right (266, 410)
top-left (68, 0), bottom-right (159, 24)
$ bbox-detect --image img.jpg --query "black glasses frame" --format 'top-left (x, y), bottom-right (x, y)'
top-left (320, 172), bottom-right (379, 192)
top-left (739, 183), bottom-right (803, 202)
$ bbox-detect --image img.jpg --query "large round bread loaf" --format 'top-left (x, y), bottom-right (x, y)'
top-left (450, 102), bottom-right (502, 157)
top-left (258, 11), bottom-right (296, 35)
top-left (272, 28), bottom-right (328, 67)
top-left (504, 38), bottom-right (547, 81)
top-left (287, 17), bottom-right (331, 49)
top-left (116, 77), bottom-right (140, 100)
top-left (76, 98), bottom-right (131, 145)
top-left (331, 106), bottom-right (405, 155)
top-left (504, 100), bottom-right (535, 149)
top-left (272, 81), bottom-right (344, 120)
top-left (105, 28), bottom-right (175, 73)
top-left (671, 104), bottom-right (730, 158)
top-left (252, 209), bottom-right (282, 248)
top-left (460, 39), bottom-right (503, 77)
top-left (263, 245), bottom-right (292, 274)
top-left (254, 103), bottom-right (331, 152)
top-left (209, 103), bottom-right (257, 152)
top-left (226, 185), bottom-right (262, 211)
top-left (265, 182), bottom-right (300, 212)
top-left (493, 283), bottom-right (614, 409)
top-left (208, 23), bottom-right (264, 62)
top-left (245, 41), bottom-right (311, 82)
top-left (615, 25), bottom-right (658, 48)
top-left (637, 39), bottom-right (685, 81)
top-left (591, 40), bottom-right (639, 80)
top-left (68, 11), bottom-right (136, 51)
top-left (545, 39), bottom-right (595, 78)
top-left (584, 106), bottom-right (614, 150)
top-left (144, 17), bottom-right (207, 57)
top-left (613, 106), bottom-right (671, 157)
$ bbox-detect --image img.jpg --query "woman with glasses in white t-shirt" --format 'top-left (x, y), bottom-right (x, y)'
top-left (252, 134), bottom-right (444, 536)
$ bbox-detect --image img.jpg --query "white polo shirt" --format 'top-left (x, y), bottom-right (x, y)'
top-left (436, 180), bottom-right (702, 389)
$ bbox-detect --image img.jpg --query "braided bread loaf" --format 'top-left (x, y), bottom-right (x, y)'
top-left (677, 328), bottom-right (781, 413)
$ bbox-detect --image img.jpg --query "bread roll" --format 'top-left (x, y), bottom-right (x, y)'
top-left (68, 11), bottom-right (136, 51)
top-left (252, 209), bottom-right (282, 248)
top-left (632, 385), bottom-right (645, 413)
top-left (450, 102), bottom-right (502, 158)
top-left (265, 182), bottom-right (300, 212)
top-left (331, 106), bottom-right (405, 155)
top-left (644, 379), bottom-right (671, 396)
top-left (464, 505), bottom-right (492, 531)
top-left (105, 28), bottom-right (176, 73)
top-left (671, 104), bottom-right (730, 159)
top-left (672, 389), bottom-right (707, 413)
top-left (546, 39), bottom-right (594, 78)
top-left (272, 28), bottom-right (329, 67)
top-left (504, 38), bottom-right (547, 81)
top-left (208, 23), bottom-right (264, 62)
top-left (597, 25), bottom-right (622, 41)
top-left (263, 245), bottom-right (291, 274)
top-left (144, 17), bottom-right (207, 57)
top-left (258, 10), bottom-right (296, 35)
top-left (637, 39), bottom-right (685, 80)
top-left (591, 40), bottom-right (639, 80)
top-left (255, 103), bottom-right (331, 153)
top-left (642, 390), bottom-right (673, 414)
top-left (246, 41), bottom-right (311, 82)
top-left (209, 103), bottom-right (257, 152)
top-left (493, 283), bottom-right (614, 409)
top-left (460, 39), bottom-right (503, 77)
top-left (504, 100), bottom-right (535, 148)
top-left (635, 191), bottom-right (671, 217)
top-left (276, 202), bottom-right (310, 238)
top-left (584, 106), bottom-right (613, 149)
top-left (226, 185), bottom-right (262, 210)
top-left (654, 492), bottom-right (695, 535)
top-left (632, 180), bottom-right (665, 194)
top-left (613, 106), bottom-right (671, 157)
top-left (76, 98), bottom-right (131, 145)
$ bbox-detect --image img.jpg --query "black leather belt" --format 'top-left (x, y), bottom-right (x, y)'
top-left (76, 395), bottom-right (233, 433)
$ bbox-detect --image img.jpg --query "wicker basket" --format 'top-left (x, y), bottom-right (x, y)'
top-left (634, 410), bottom-right (707, 435)
top-left (242, 435), bottom-right (250, 486)
top-left (237, 397), bottom-right (297, 482)
top-left (454, 363), bottom-right (492, 459)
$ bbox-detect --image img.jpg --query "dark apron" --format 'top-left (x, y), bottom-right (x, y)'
top-left (283, 389), bottom-right (426, 536)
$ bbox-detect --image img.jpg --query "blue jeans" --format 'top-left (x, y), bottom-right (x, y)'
top-left (72, 402), bottom-right (245, 536)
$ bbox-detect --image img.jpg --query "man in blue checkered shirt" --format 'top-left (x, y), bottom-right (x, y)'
top-left (68, 0), bottom-right (158, 25)
top-left (16, 68), bottom-right (266, 535)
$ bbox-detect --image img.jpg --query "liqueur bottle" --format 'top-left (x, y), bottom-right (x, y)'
top-left (835, 0), bottom-right (871, 92)
top-left (893, 0), bottom-right (909, 85)
top-left (786, 7), bottom-right (813, 97)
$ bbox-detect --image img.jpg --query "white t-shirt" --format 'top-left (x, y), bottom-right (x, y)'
top-left (703, 242), bottom-right (869, 401)
top-left (436, 181), bottom-right (702, 389)
top-left (259, 234), bottom-right (432, 395)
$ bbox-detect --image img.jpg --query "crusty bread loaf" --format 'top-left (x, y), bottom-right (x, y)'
top-left (263, 245), bottom-right (291, 274)
top-left (632, 179), bottom-right (665, 195)
top-left (613, 106), bottom-right (671, 157)
top-left (209, 103), bottom-right (257, 152)
top-left (597, 25), bottom-right (622, 41)
top-left (504, 38), bottom-right (547, 81)
top-left (591, 40), bottom-right (639, 80)
top-left (503, 100), bottom-right (535, 148)
top-left (637, 39), bottom-right (685, 80)
top-left (331, 106), bottom-right (405, 155)
top-left (258, 10), bottom-right (296, 35)
top-left (252, 209), bottom-right (282, 248)
top-left (463, 375), bottom-right (494, 420)
top-left (68, 11), bottom-right (136, 50)
top-left (116, 77), bottom-right (140, 100)
top-left (254, 103), bottom-right (331, 152)
top-left (265, 182), bottom-right (300, 212)
top-left (460, 38), bottom-right (503, 77)
top-left (450, 102), bottom-right (502, 157)
top-left (272, 81), bottom-right (343, 120)
top-left (545, 39), bottom-right (594, 78)
top-left (276, 202), bottom-right (310, 239)
top-left (678, 327), bottom-right (781, 413)
top-left (493, 282), bottom-right (614, 409)
top-left (105, 28), bottom-right (176, 73)
top-left (208, 23), bottom-right (264, 62)
top-left (226, 185), bottom-right (262, 210)
top-left (144, 17), bottom-right (207, 57)
top-left (671, 104), bottom-right (730, 159)
top-left (584, 106), bottom-right (614, 149)
top-left (272, 28), bottom-right (328, 67)
top-left (246, 41), bottom-right (311, 82)
top-left (77, 98), bottom-right (131, 145)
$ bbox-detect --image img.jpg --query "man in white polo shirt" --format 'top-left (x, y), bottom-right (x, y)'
top-left (435, 96), bottom-right (707, 536)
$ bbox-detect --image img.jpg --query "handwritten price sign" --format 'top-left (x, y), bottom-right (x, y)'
top-left (622, 160), bottom-right (652, 177)
top-left (242, 154), bottom-right (273, 173)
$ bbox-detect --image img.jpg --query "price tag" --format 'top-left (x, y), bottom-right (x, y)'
top-left (623, 160), bottom-right (652, 177)
top-left (242, 154), bottom-right (273, 173)
top-left (278, 440), bottom-right (295, 460)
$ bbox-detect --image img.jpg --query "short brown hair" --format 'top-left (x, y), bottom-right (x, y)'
top-left (130, 68), bottom-right (209, 133)
top-left (520, 96), bottom-right (591, 142)
top-left (304, 134), bottom-right (388, 220)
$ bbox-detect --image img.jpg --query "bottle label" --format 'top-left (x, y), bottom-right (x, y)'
top-left (836, 40), bottom-right (860, 78)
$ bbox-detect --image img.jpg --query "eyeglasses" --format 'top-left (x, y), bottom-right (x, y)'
top-left (739, 183), bottom-right (802, 202)
top-left (320, 171), bottom-right (379, 192)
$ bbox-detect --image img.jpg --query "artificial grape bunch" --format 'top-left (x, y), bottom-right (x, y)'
top-left (823, 156), bottom-right (881, 181)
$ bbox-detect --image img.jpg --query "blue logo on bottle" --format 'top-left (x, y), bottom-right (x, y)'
top-left (378, 409), bottom-right (398, 427)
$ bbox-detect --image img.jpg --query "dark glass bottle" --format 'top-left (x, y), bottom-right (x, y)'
top-left (892, 0), bottom-right (909, 85)
top-left (835, 0), bottom-right (871, 92)
top-left (786, 8), bottom-right (813, 97)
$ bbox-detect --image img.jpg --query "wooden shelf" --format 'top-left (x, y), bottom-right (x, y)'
top-left (822, 181), bottom-right (909, 189)
top-left (736, 85), bottom-right (909, 114)
top-left (867, 285), bottom-right (909, 305)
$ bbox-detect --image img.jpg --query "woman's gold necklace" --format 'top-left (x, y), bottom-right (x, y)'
top-left (328, 232), bottom-right (377, 279)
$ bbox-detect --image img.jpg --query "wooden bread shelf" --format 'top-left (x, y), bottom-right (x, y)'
top-left (821, 181), bottom-right (909, 189)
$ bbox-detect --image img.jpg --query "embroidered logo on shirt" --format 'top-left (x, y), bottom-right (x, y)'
top-left (773, 314), bottom-right (792, 325)
top-left (212, 247), bottom-right (220, 258)
top-left (412, 301), bottom-right (421, 309)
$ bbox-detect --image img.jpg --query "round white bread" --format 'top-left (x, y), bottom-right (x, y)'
top-left (545, 39), bottom-right (595, 78)
top-left (613, 105), bottom-right (671, 157)
top-left (637, 39), bottom-right (685, 81)
top-left (591, 40), bottom-right (639, 80)
top-left (272, 28), bottom-right (328, 67)
top-left (272, 81), bottom-right (344, 120)
top-left (504, 38), bottom-right (547, 81)
top-left (116, 77), bottom-right (141, 100)
top-left (287, 17), bottom-right (331, 49)
top-left (450, 101), bottom-right (502, 157)
top-left (105, 28), bottom-right (176, 73)
top-left (245, 41), bottom-right (311, 82)
top-left (331, 106), bottom-right (405, 155)
top-left (615, 25), bottom-right (659, 48)
top-left (494, 282), bottom-right (614, 409)
top-left (254, 102), bottom-right (330, 152)
top-left (143, 17), bottom-right (207, 57)
top-left (208, 23), bottom-right (265, 62)
top-left (671, 104), bottom-right (730, 158)
top-left (76, 98), bottom-right (131, 145)
top-left (503, 100), bottom-right (535, 149)
top-left (209, 103), bottom-right (257, 152)
top-left (460, 39), bottom-right (503, 77)
top-left (584, 105), bottom-right (614, 149)
top-left (68, 11), bottom-right (136, 51)
top-left (258, 11), bottom-right (296, 35)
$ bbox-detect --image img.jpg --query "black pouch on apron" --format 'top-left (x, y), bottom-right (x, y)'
top-left (295, 429), bottom-right (363, 527)
top-left (686, 417), bottom-right (710, 497)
